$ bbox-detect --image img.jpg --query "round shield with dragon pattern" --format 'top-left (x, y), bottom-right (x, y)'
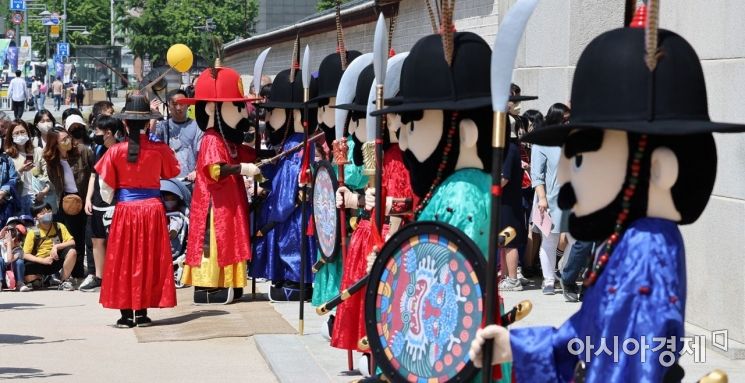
top-left (313, 160), bottom-right (340, 262)
top-left (365, 221), bottom-right (485, 383)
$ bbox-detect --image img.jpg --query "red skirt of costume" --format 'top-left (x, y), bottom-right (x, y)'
top-left (100, 198), bottom-right (176, 309)
top-left (331, 219), bottom-right (388, 351)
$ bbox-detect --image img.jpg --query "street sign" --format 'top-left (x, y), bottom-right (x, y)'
top-left (5, 29), bottom-right (15, 39)
top-left (57, 42), bottom-right (70, 57)
top-left (9, 0), bottom-right (26, 11)
top-left (50, 25), bottom-right (60, 38)
top-left (11, 12), bottom-right (23, 25)
top-left (50, 12), bottom-right (60, 25)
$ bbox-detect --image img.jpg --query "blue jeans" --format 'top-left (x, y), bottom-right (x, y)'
top-left (38, 94), bottom-right (46, 111)
top-left (19, 194), bottom-right (34, 216)
top-left (54, 95), bottom-right (62, 110)
top-left (0, 258), bottom-right (25, 288)
top-left (561, 240), bottom-right (597, 286)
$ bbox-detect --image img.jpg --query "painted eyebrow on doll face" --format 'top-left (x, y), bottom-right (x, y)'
top-left (563, 129), bottom-right (604, 158)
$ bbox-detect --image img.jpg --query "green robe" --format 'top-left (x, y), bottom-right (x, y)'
top-left (417, 168), bottom-right (511, 383)
top-left (311, 136), bottom-right (368, 306)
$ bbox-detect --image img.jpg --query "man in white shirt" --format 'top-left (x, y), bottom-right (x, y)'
top-left (8, 70), bottom-right (27, 120)
top-left (31, 76), bottom-right (41, 111)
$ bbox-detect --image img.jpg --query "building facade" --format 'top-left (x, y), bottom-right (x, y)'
top-left (225, 0), bottom-right (745, 351)
top-left (256, 0), bottom-right (319, 35)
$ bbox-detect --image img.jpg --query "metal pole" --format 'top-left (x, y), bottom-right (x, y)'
top-left (46, 26), bottom-right (50, 86)
top-left (111, 0), bottom-right (115, 99)
top-left (62, 0), bottom-right (67, 43)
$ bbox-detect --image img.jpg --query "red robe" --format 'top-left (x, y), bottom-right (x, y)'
top-left (96, 137), bottom-right (180, 309)
top-left (186, 129), bottom-right (255, 267)
top-left (331, 144), bottom-right (417, 351)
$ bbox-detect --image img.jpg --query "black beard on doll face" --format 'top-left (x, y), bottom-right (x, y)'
top-left (402, 127), bottom-right (458, 199)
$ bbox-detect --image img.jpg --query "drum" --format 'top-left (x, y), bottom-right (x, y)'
top-left (365, 221), bottom-right (485, 382)
top-left (312, 160), bottom-right (340, 262)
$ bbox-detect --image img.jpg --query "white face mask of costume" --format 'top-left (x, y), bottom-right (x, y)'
top-left (317, 97), bottom-right (336, 128)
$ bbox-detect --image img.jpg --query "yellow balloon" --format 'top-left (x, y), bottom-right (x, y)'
top-left (167, 44), bottom-right (193, 73)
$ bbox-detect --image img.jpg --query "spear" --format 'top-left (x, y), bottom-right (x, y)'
top-left (482, 0), bottom-right (540, 381)
top-left (298, 44), bottom-right (312, 336)
top-left (371, 13), bottom-right (388, 238)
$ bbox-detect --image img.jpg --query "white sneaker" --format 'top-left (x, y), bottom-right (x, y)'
top-left (516, 267), bottom-right (529, 284)
top-left (499, 277), bottom-right (523, 291)
top-left (19, 283), bottom-right (32, 292)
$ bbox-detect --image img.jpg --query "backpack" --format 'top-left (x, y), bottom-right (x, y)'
top-left (31, 223), bottom-right (64, 255)
top-left (76, 83), bottom-right (85, 97)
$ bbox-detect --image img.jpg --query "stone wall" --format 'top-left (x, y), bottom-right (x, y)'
top-left (225, 0), bottom-right (745, 344)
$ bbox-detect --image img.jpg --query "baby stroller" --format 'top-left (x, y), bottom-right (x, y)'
top-left (160, 178), bottom-right (191, 288)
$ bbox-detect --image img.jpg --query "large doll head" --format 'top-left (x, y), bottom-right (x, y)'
top-left (372, 32), bottom-right (532, 198)
top-left (261, 69), bottom-right (318, 146)
top-left (523, 27), bottom-right (745, 241)
top-left (335, 63), bottom-right (375, 167)
top-left (178, 66), bottom-right (258, 145)
top-left (312, 50), bottom-right (362, 147)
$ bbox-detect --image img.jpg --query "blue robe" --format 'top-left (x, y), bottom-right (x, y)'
top-left (510, 217), bottom-right (685, 382)
top-left (251, 132), bottom-right (317, 283)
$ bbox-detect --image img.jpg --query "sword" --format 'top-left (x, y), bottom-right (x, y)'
top-left (371, 13), bottom-right (388, 236)
top-left (483, 1), bottom-right (540, 380)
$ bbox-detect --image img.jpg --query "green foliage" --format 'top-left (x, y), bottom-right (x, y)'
top-left (317, 0), bottom-right (349, 12)
top-left (5, 0), bottom-right (114, 60)
top-left (121, 0), bottom-right (259, 62)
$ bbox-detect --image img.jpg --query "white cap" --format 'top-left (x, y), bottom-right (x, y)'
top-left (64, 114), bottom-right (87, 130)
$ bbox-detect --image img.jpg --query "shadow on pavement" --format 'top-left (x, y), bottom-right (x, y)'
top-left (0, 303), bottom-right (43, 310)
top-left (153, 309), bottom-right (230, 326)
top-left (0, 367), bottom-right (72, 380)
top-left (0, 334), bottom-right (85, 346)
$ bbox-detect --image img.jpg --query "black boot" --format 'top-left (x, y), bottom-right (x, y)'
top-left (134, 309), bottom-right (152, 327)
top-left (116, 309), bottom-right (135, 328)
top-left (194, 287), bottom-right (235, 305)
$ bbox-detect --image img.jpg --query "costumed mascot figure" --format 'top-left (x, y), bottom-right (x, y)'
top-left (329, 55), bottom-right (376, 357)
top-left (251, 44), bottom-right (319, 301)
top-left (469, 6), bottom-right (745, 382)
top-left (97, 92), bottom-right (180, 327)
top-left (309, 43), bottom-right (365, 332)
top-left (179, 63), bottom-right (259, 305)
top-left (370, 20), bottom-right (528, 383)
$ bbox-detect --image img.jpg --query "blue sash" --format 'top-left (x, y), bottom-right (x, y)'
top-left (116, 188), bottom-right (160, 202)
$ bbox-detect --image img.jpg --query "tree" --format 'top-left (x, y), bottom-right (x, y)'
top-left (5, 0), bottom-right (116, 60)
top-left (317, 0), bottom-right (349, 12)
top-left (120, 0), bottom-right (259, 63)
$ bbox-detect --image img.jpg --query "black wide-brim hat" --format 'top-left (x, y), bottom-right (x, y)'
top-left (115, 92), bottom-right (163, 120)
top-left (308, 50), bottom-right (362, 104)
top-left (260, 69), bottom-right (318, 110)
top-left (523, 28), bottom-right (745, 146)
top-left (333, 63), bottom-right (374, 112)
top-left (371, 32), bottom-right (536, 116)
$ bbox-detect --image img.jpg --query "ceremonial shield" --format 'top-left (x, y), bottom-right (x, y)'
top-left (312, 160), bottom-right (340, 262)
top-left (365, 222), bottom-right (485, 382)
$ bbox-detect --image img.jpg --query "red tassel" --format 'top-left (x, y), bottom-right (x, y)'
top-left (307, 215), bottom-right (315, 236)
top-left (630, 3), bottom-right (647, 28)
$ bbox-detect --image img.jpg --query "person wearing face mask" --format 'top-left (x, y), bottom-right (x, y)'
top-left (65, 115), bottom-right (94, 148)
top-left (79, 115), bottom-right (122, 293)
top-left (22, 202), bottom-right (77, 291)
top-left (4, 120), bottom-right (51, 216)
top-left (43, 127), bottom-right (93, 280)
top-left (31, 110), bottom-right (57, 149)
top-left (0, 146), bottom-right (18, 234)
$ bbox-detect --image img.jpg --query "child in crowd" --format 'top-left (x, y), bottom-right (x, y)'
top-left (22, 203), bottom-right (77, 291)
top-left (0, 221), bottom-right (29, 291)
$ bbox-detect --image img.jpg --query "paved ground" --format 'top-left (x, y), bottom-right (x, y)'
top-left (0, 287), bottom-right (277, 383)
top-left (2, 275), bottom-right (744, 383)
